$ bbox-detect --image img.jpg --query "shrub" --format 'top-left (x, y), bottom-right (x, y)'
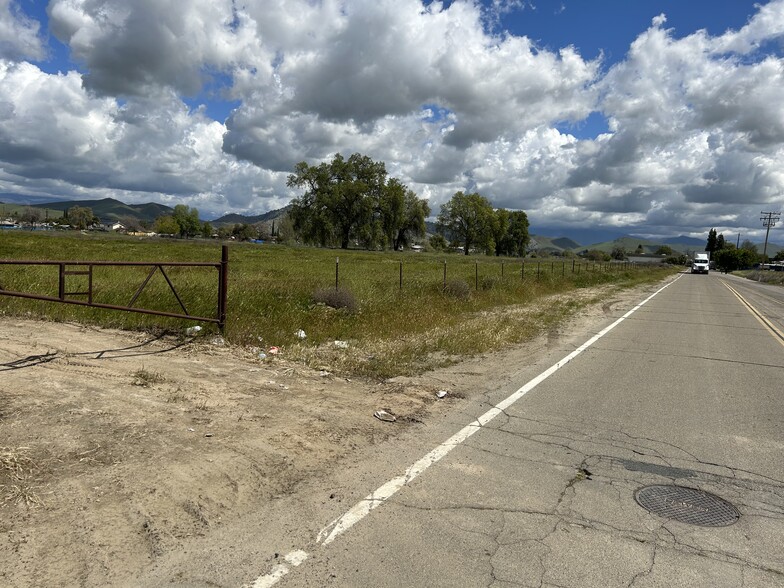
top-left (480, 276), bottom-right (500, 291)
top-left (313, 287), bottom-right (358, 312)
top-left (443, 279), bottom-right (471, 299)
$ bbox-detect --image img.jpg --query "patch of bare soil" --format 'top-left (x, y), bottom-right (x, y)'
top-left (0, 280), bottom-right (668, 587)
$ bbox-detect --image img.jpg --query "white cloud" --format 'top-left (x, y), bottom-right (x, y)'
top-left (0, 0), bottom-right (783, 241)
top-left (0, 60), bottom-right (279, 214)
top-left (47, 0), bottom-right (265, 97)
top-left (0, 0), bottom-right (45, 60)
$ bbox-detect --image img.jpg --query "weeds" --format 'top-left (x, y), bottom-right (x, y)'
top-left (313, 287), bottom-right (358, 311)
top-left (443, 279), bottom-right (471, 299)
top-left (166, 388), bottom-right (187, 403)
top-left (740, 270), bottom-right (784, 285)
top-left (132, 367), bottom-right (165, 387)
top-left (0, 232), bottom-right (678, 380)
top-left (1, 447), bottom-right (43, 508)
top-left (1, 446), bottom-right (35, 480)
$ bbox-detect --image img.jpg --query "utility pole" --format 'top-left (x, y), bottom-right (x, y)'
top-left (760, 211), bottom-right (781, 259)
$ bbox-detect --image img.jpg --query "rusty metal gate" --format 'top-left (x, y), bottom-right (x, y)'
top-left (0, 245), bottom-right (228, 331)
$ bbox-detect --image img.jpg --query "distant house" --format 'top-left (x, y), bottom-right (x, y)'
top-left (96, 220), bottom-right (125, 232)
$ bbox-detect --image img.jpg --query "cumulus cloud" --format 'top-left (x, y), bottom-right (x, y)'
top-left (548, 6), bottom-right (784, 235)
top-left (0, 0), bottom-right (45, 60)
top-left (1, 0), bottom-right (784, 240)
top-left (47, 0), bottom-right (265, 97)
top-left (0, 59), bottom-right (278, 213)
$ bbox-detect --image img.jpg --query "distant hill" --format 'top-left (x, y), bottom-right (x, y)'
top-left (663, 235), bottom-right (705, 246)
top-left (580, 235), bottom-right (687, 255)
top-left (30, 197), bottom-right (174, 224)
top-left (551, 237), bottom-right (581, 250)
top-left (211, 205), bottom-right (291, 227)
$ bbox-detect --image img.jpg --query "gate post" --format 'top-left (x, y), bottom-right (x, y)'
top-left (218, 245), bottom-right (228, 332)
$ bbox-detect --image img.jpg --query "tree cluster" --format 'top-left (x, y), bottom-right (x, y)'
top-left (154, 205), bottom-right (212, 238)
top-left (65, 206), bottom-right (99, 230)
top-left (706, 228), bottom-right (763, 272)
top-left (287, 153), bottom-right (430, 250)
top-left (436, 191), bottom-right (530, 256)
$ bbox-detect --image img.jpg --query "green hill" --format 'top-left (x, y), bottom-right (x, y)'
top-left (551, 237), bottom-right (581, 250)
top-left (211, 205), bottom-right (291, 227)
top-left (580, 236), bottom-right (690, 255)
top-left (36, 197), bottom-right (174, 223)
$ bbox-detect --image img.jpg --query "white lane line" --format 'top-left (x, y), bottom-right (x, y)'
top-left (247, 275), bottom-right (680, 587)
top-left (249, 550), bottom-right (308, 588)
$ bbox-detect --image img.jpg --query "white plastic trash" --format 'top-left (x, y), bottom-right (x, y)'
top-left (185, 326), bottom-right (202, 336)
top-left (334, 340), bottom-right (348, 349)
top-left (295, 329), bottom-right (307, 339)
top-left (373, 410), bottom-right (396, 423)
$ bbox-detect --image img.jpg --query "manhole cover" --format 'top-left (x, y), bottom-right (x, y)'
top-left (634, 485), bottom-right (740, 527)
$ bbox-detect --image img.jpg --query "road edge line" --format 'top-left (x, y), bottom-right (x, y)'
top-left (245, 275), bottom-right (681, 587)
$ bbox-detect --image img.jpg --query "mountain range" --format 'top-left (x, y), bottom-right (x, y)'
top-left (2, 195), bottom-right (782, 255)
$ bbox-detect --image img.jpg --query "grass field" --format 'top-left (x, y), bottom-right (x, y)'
top-left (0, 231), bottom-right (677, 379)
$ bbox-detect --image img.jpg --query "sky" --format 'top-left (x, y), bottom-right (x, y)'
top-left (1, 0), bottom-right (784, 242)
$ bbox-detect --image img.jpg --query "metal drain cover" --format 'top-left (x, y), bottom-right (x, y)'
top-left (634, 485), bottom-right (740, 527)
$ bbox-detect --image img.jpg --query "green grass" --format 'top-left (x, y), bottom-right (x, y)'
top-left (0, 231), bottom-right (677, 379)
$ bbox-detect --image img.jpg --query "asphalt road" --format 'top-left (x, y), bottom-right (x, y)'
top-left (258, 272), bottom-right (784, 588)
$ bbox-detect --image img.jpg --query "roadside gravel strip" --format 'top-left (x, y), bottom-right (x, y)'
top-left (245, 275), bottom-right (683, 588)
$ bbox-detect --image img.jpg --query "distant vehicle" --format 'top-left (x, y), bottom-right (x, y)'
top-left (691, 253), bottom-right (710, 274)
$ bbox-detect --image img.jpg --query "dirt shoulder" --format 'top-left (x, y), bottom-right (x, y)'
top-left (0, 279), bottom-right (672, 587)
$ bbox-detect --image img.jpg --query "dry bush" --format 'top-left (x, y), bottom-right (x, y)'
top-left (1, 447), bottom-right (35, 480)
top-left (313, 287), bottom-right (358, 312)
top-left (132, 367), bottom-right (165, 387)
top-left (443, 279), bottom-right (471, 299)
top-left (1, 447), bottom-right (43, 508)
top-left (480, 276), bottom-right (500, 291)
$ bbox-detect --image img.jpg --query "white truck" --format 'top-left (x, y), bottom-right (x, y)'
top-left (691, 253), bottom-right (710, 274)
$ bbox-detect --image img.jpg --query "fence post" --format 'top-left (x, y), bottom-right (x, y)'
top-left (562, 262), bottom-right (565, 276)
top-left (537, 262), bottom-right (540, 279)
top-left (443, 260), bottom-right (447, 289)
top-left (399, 260), bottom-right (403, 290)
top-left (58, 263), bottom-right (65, 300)
top-left (475, 261), bottom-right (478, 290)
top-left (336, 257), bottom-right (339, 290)
top-left (521, 261), bottom-right (525, 280)
top-left (218, 245), bottom-right (228, 332)
top-left (572, 259), bottom-right (575, 273)
top-left (501, 261), bottom-right (504, 278)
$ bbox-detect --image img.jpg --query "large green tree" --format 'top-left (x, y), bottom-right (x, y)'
top-left (713, 246), bottom-right (758, 272)
top-left (393, 186), bottom-right (430, 251)
top-left (172, 204), bottom-right (201, 238)
top-left (287, 153), bottom-right (427, 251)
top-left (153, 215), bottom-right (180, 235)
top-left (288, 153), bottom-right (385, 249)
top-left (437, 191), bottom-right (496, 255)
top-left (491, 208), bottom-right (510, 256)
top-left (505, 210), bottom-right (530, 257)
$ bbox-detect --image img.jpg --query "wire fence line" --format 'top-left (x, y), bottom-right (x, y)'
top-left (331, 257), bottom-right (643, 291)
